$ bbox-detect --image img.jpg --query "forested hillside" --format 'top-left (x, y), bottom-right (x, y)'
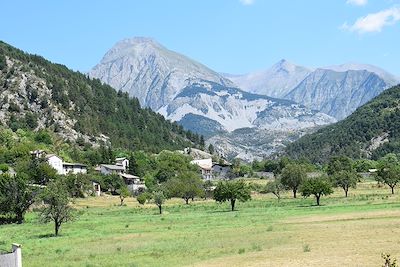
top-left (0, 41), bottom-right (203, 153)
top-left (285, 84), bottom-right (400, 163)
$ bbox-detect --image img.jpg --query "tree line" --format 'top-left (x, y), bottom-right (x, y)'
top-left (261, 154), bottom-right (400, 205)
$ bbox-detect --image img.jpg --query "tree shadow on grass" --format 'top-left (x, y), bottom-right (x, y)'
top-left (296, 204), bottom-right (326, 208)
top-left (207, 209), bottom-right (239, 213)
top-left (36, 233), bottom-right (59, 239)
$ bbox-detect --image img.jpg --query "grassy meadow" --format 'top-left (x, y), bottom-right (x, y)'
top-left (1, 180), bottom-right (400, 266)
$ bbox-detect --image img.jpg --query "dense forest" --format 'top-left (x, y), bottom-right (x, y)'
top-left (285, 84), bottom-right (400, 163)
top-left (0, 41), bottom-right (204, 152)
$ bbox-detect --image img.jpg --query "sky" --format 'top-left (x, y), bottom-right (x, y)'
top-left (1, 0), bottom-right (400, 75)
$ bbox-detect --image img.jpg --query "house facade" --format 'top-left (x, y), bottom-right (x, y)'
top-left (121, 173), bottom-right (146, 194)
top-left (115, 157), bottom-right (129, 171)
top-left (63, 163), bottom-right (88, 175)
top-left (31, 152), bottom-right (87, 175)
top-left (46, 154), bottom-right (64, 175)
top-left (190, 158), bottom-right (213, 180)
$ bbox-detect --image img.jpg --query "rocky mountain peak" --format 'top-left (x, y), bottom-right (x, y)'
top-left (89, 37), bottom-right (233, 110)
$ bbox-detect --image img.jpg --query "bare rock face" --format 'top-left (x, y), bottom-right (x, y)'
top-left (285, 69), bottom-right (389, 120)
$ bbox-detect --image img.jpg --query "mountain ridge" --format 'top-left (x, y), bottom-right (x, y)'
top-left (90, 38), bottom-right (335, 135)
top-left (0, 40), bottom-right (201, 152)
top-left (223, 60), bottom-right (398, 120)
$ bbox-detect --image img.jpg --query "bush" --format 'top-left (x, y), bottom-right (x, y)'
top-left (35, 130), bottom-right (53, 144)
top-left (137, 194), bottom-right (147, 205)
top-left (0, 164), bottom-right (9, 173)
top-left (303, 244), bottom-right (311, 252)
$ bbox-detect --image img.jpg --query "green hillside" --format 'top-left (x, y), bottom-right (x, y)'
top-left (0, 41), bottom-right (202, 153)
top-left (285, 84), bottom-right (400, 163)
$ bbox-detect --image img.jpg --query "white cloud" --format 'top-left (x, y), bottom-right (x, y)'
top-left (343, 6), bottom-right (400, 33)
top-left (346, 0), bottom-right (368, 6)
top-left (240, 0), bottom-right (255, 5)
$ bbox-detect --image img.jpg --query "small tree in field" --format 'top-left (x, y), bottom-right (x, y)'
top-left (40, 180), bottom-right (74, 236)
top-left (213, 180), bottom-right (251, 211)
top-left (327, 156), bottom-right (353, 175)
top-left (103, 174), bottom-right (125, 195)
top-left (165, 171), bottom-right (204, 204)
top-left (280, 163), bottom-right (307, 198)
top-left (137, 191), bottom-right (152, 205)
top-left (119, 186), bottom-right (131, 206)
top-left (153, 191), bottom-right (166, 214)
top-left (264, 178), bottom-right (285, 200)
top-left (376, 154), bottom-right (400, 194)
top-left (331, 170), bottom-right (359, 197)
top-left (301, 176), bottom-right (333, 206)
top-left (203, 180), bottom-right (214, 200)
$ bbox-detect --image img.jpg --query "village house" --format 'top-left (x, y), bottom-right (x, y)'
top-left (99, 164), bottom-right (126, 175)
top-left (30, 151), bottom-right (87, 175)
top-left (63, 162), bottom-right (88, 175)
top-left (44, 154), bottom-right (64, 175)
top-left (121, 173), bottom-right (146, 194)
top-left (190, 158), bottom-right (213, 180)
top-left (96, 158), bottom-right (146, 194)
top-left (115, 157), bottom-right (129, 171)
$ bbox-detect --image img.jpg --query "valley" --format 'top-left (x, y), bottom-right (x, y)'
top-left (2, 2), bottom-right (400, 266)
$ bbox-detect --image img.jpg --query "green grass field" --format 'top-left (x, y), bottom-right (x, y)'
top-left (1, 181), bottom-right (400, 266)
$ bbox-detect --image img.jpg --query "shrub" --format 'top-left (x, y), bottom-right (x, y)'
top-left (137, 194), bottom-right (147, 205)
top-left (303, 244), bottom-right (311, 252)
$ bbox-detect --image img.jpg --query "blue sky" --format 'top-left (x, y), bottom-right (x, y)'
top-left (2, 0), bottom-right (399, 75)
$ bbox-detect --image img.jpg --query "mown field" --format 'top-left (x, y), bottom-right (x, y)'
top-left (1, 181), bottom-right (400, 267)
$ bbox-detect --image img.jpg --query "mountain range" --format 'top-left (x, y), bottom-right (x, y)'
top-left (225, 61), bottom-right (398, 120)
top-left (89, 37), bottom-right (398, 160)
top-left (90, 38), bottom-right (335, 138)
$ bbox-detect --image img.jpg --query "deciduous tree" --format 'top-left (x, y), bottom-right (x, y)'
top-left (165, 171), bottom-right (204, 204)
top-left (376, 154), bottom-right (400, 194)
top-left (119, 186), bottom-right (131, 206)
top-left (327, 156), bottom-right (353, 175)
top-left (153, 191), bottom-right (166, 214)
top-left (331, 170), bottom-right (358, 197)
top-left (301, 176), bottom-right (333, 206)
top-left (40, 179), bottom-right (74, 236)
top-left (280, 163), bottom-right (307, 198)
top-left (213, 180), bottom-right (251, 211)
top-left (0, 174), bottom-right (37, 223)
top-left (264, 178), bottom-right (285, 200)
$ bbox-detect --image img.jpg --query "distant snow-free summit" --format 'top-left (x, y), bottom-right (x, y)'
top-left (224, 61), bottom-right (398, 120)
